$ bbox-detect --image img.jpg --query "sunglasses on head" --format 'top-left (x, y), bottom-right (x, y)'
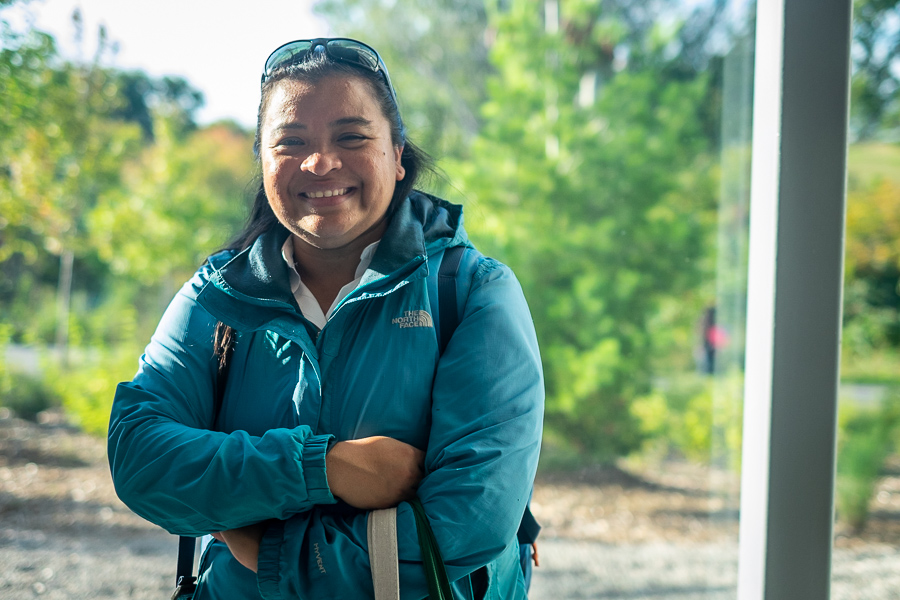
top-left (261, 38), bottom-right (400, 108)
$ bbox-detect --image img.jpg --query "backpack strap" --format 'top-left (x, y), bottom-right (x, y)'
top-left (173, 329), bottom-right (234, 593)
top-left (171, 537), bottom-right (198, 599)
top-left (517, 506), bottom-right (541, 545)
top-left (436, 245), bottom-right (465, 354)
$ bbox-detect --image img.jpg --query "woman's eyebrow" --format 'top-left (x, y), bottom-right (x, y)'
top-left (272, 121), bottom-right (307, 132)
top-left (330, 116), bottom-right (373, 128)
top-left (270, 117), bottom-right (373, 133)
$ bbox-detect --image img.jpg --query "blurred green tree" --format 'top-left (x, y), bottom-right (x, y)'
top-left (314, 0), bottom-right (728, 159)
top-left (851, 0), bottom-right (900, 139)
top-left (89, 118), bottom-right (253, 291)
top-left (0, 21), bottom-right (144, 351)
top-left (0, 10), bottom-right (254, 429)
top-left (843, 178), bottom-right (900, 355)
top-left (314, 0), bottom-right (494, 159)
top-left (109, 70), bottom-right (205, 141)
top-left (0, 12), bottom-right (244, 350)
top-left (446, 0), bottom-right (722, 459)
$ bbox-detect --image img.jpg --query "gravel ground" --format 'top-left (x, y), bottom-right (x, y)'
top-left (0, 411), bottom-right (173, 599)
top-left (1, 410), bottom-right (898, 599)
top-left (528, 539), bottom-right (900, 600)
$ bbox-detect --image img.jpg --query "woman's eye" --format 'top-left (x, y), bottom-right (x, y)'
top-left (339, 133), bottom-right (367, 143)
top-left (272, 137), bottom-right (304, 150)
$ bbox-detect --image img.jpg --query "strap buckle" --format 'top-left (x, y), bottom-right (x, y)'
top-left (170, 576), bottom-right (197, 600)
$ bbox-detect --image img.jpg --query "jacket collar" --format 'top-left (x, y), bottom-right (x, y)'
top-left (199, 192), bottom-right (465, 331)
top-left (364, 191), bottom-right (458, 282)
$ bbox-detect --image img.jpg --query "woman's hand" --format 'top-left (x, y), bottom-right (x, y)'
top-left (212, 522), bottom-right (269, 573)
top-left (326, 436), bottom-right (425, 509)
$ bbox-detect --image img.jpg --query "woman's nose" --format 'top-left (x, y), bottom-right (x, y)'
top-left (301, 151), bottom-right (340, 176)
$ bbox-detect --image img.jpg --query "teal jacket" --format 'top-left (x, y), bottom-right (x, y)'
top-left (108, 193), bottom-right (544, 599)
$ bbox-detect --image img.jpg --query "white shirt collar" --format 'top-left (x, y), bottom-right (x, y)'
top-left (281, 236), bottom-right (380, 329)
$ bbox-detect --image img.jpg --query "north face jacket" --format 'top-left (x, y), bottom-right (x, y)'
top-left (108, 192), bottom-right (545, 599)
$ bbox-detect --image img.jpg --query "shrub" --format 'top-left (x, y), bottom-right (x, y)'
top-left (0, 370), bottom-right (60, 420)
top-left (0, 324), bottom-right (60, 420)
top-left (632, 370), bottom-right (743, 469)
top-left (835, 391), bottom-right (900, 531)
top-left (44, 344), bottom-right (142, 436)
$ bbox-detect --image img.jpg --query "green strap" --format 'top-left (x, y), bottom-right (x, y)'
top-left (409, 498), bottom-right (454, 600)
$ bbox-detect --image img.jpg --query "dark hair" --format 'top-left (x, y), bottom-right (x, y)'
top-left (222, 49), bottom-right (434, 253)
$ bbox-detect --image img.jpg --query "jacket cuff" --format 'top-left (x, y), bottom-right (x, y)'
top-left (257, 519), bottom-right (285, 599)
top-left (302, 433), bottom-right (335, 505)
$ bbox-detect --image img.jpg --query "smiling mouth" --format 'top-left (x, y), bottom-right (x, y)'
top-left (302, 188), bottom-right (350, 199)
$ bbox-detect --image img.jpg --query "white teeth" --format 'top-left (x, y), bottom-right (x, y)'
top-left (304, 188), bottom-right (348, 198)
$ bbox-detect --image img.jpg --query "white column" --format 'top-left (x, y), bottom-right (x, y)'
top-left (738, 0), bottom-right (853, 599)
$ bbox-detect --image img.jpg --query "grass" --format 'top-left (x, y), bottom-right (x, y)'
top-left (847, 142), bottom-right (900, 190)
top-left (841, 348), bottom-right (900, 386)
top-left (835, 392), bottom-right (900, 532)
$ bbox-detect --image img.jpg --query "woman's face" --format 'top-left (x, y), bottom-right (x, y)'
top-left (259, 75), bottom-right (405, 252)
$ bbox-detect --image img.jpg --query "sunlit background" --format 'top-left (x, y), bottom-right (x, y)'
top-left (1, 0), bottom-right (898, 598)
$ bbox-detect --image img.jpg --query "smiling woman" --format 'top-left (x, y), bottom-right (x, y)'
top-left (106, 37), bottom-right (544, 600)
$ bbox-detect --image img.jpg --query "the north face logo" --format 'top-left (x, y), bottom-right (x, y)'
top-left (392, 310), bottom-right (434, 328)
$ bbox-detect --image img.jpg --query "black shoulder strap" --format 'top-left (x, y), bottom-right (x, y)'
top-left (174, 332), bottom-right (233, 592)
top-left (173, 537), bottom-right (197, 596)
top-left (517, 505), bottom-right (541, 545)
top-left (437, 245), bottom-right (465, 354)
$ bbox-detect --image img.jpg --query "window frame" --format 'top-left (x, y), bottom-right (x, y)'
top-left (737, 0), bottom-right (853, 598)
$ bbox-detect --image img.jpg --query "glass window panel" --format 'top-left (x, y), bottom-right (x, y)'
top-left (478, 1), bottom-right (756, 597)
top-left (832, 2), bottom-right (900, 596)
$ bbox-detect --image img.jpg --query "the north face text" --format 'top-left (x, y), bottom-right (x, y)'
top-left (391, 310), bottom-right (434, 328)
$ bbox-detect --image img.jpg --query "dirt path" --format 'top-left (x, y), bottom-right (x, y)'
top-left (0, 410), bottom-right (173, 599)
top-left (2, 410), bottom-right (898, 599)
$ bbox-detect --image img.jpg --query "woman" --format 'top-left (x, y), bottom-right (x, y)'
top-left (108, 38), bottom-right (544, 599)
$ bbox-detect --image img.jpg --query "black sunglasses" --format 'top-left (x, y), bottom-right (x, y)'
top-left (261, 38), bottom-right (400, 110)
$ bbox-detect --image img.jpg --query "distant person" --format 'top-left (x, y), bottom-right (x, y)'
top-left (107, 38), bottom-right (543, 598)
top-left (699, 306), bottom-right (729, 375)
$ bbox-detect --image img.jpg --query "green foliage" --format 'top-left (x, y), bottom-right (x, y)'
top-left (0, 325), bottom-right (60, 420)
top-left (632, 371), bottom-right (743, 469)
top-left (0, 14), bottom-right (253, 333)
top-left (0, 16), bottom-right (254, 437)
top-left (109, 70), bottom-right (205, 141)
top-left (0, 371), bottom-right (59, 420)
top-left (850, 0), bottom-right (900, 140)
top-left (835, 392), bottom-right (900, 531)
top-left (842, 145), bottom-right (900, 382)
top-left (841, 347), bottom-right (900, 385)
top-left (0, 28), bottom-right (144, 262)
top-left (847, 142), bottom-right (900, 189)
top-left (314, 0), bottom-right (493, 159)
top-left (88, 118), bottom-right (253, 285)
top-left (44, 345), bottom-right (142, 436)
top-left (449, 0), bottom-right (719, 460)
top-left (0, 22), bottom-right (142, 354)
